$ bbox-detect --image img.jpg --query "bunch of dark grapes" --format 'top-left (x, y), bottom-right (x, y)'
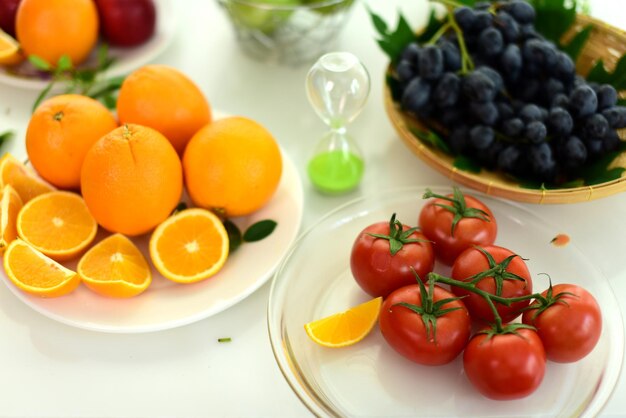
top-left (396, 0), bottom-right (626, 183)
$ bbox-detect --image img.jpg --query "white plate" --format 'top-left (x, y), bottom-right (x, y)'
top-left (268, 186), bottom-right (624, 417)
top-left (0, 147), bottom-right (303, 333)
top-left (0, 0), bottom-right (177, 90)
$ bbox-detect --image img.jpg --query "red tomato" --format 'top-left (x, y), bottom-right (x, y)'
top-left (463, 327), bottom-right (546, 400)
top-left (350, 215), bottom-right (434, 298)
top-left (451, 245), bottom-right (532, 323)
top-left (522, 284), bottom-right (602, 363)
top-left (379, 283), bottom-right (471, 365)
top-left (419, 188), bottom-right (497, 265)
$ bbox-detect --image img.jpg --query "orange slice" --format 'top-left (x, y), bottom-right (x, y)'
top-left (78, 233), bottom-right (152, 298)
top-left (304, 297), bottom-right (383, 348)
top-left (0, 153), bottom-right (55, 203)
top-left (3, 239), bottom-right (79, 297)
top-left (149, 208), bottom-right (229, 283)
top-left (0, 30), bottom-right (23, 66)
top-left (17, 191), bottom-right (97, 261)
top-left (0, 184), bottom-right (23, 254)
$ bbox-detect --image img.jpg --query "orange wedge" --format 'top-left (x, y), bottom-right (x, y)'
top-left (78, 233), bottom-right (152, 298)
top-left (17, 191), bottom-right (97, 261)
top-left (149, 208), bottom-right (229, 283)
top-left (3, 239), bottom-right (79, 297)
top-left (0, 30), bottom-right (23, 66)
top-left (0, 184), bottom-right (23, 254)
top-left (304, 297), bottom-right (383, 348)
top-left (0, 153), bottom-right (55, 203)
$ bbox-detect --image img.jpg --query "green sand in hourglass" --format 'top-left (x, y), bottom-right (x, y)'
top-left (305, 51), bottom-right (370, 194)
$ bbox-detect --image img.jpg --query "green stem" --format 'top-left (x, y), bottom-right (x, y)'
top-left (446, 11), bottom-right (474, 74)
top-left (426, 22), bottom-right (452, 45)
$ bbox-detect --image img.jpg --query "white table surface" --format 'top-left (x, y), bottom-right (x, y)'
top-left (0, 0), bottom-right (624, 416)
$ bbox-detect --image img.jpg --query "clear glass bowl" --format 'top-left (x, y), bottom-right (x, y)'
top-left (267, 186), bottom-right (624, 417)
top-left (217, 0), bottom-right (356, 66)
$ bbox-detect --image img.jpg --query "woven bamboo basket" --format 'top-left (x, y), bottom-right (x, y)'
top-left (385, 14), bottom-right (626, 204)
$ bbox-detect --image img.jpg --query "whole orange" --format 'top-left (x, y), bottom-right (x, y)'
top-left (26, 94), bottom-right (117, 190)
top-left (183, 116), bottom-right (282, 217)
top-left (16, 0), bottom-right (98, 67)
top-left (80, 124), bottom-right (183, 236)
top-left (116, 65), bottom-right (212, 155)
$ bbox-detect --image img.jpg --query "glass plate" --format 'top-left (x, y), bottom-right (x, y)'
top-left (0, 147), bottom-right (303, 333)
top-left (0, 0), bottom-right (177, 90)
top-left (268, 186), bottom-right (624, 417)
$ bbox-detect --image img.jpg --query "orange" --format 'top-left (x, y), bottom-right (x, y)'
top-left (149, 208), bottom-right (229, 283)
top-left (183, 116), bottom-right (282, 217)
top-left (3, 239), bottom-right (80, 297)
top-left (0, 153), bottom-right (55, 203)
top-left (15, 0), bottom-right (98, 67)
top-left (116, 65), bottom-right (212, 155)
top-left (26, 94), bottom-right (118, 189)
top-left (78, 233), bottom-right (152, 298)
top-left (80, 124), bottom-right (183, 236)
top-left (0, 185), bottom-right (23, 254)
top-left (304, 297), bottom-right (383, 348)
top-left (0, 29), bottom-right (24, 66)
top-left (17, 191), bottom-right (97, 261)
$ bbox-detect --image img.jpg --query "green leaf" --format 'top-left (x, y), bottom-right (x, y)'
top-left (416, 11), bottom-right (445, 43)
top-left (586, 54), bottom-right (626, 90)
top-left (243, 220), bottom-right (277, 242)
top-left (101, 94), bottom-right (117, 110)
top-left (531, 0), bottom-right (577, 44)
top-left (31, 81), bottom-right (55, 113)
top-left (578, 141), bottom-right (626, 185)
top-left (224, 220), bottom-right (243, 253)
top-left (409, 127), bottom-right (451, 153)
top-left (56, 55), bottom-right (73, 72)
top-left (171, 202), bottom-right (187, 215)
top-left (618, 98), bottom-right (626, 106)
top-left (386, 74), bottom-right (403, 102)
top-left (453, 155), bottom-right (482, 173)
top-left (28, 55), bottom-right (52, 71)
top-left (369, 11), bottom-right (417, 63)
top-left (0, 131), bottom-right (14, 148)
top-left (560, 24), bottom-right (593, 62)
top-left (368, 7), bottom-right (388, 35)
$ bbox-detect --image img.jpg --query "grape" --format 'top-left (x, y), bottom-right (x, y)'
top-left (602, 130), bottom-right (621, 152)
top-left (503, 0), bottom-right (536, 24)
top-left (478, 141), bottom-right (505, 169)
top-left (418, 46), bottom-right (444, 81)
top-left (496, 101), bottom-right (514, 120)
top-left (440, 107), bottom-right (465, 126)
top-left (439, 40), bottom-right (462, 72)
top-left (523, 39), bottom-right (557, 70)
top-left (396, 60), bottom-right (416, 83)
top-left (548, 107), bottom-right (573, 136)
top-left (551, 93), bottom-right (569, 109)
top-left (584, 138), bottom-right (604, 158)
top-left (473, 1), bottom-right (492, 10)
top-left (519, 104), bottom-right (544, 123)
top-left (473, 11), bottom-right (494, 33)
top-left (528, 142), bottom-right (556, 180)
top-left (469, 125), bottom-right (495, 150)
top-left (500, 44), bottom-right (522, 81)
top-left (494, 11), bottom-right (521, 43)
top-left (478, 27), bottom-right (504, 57)
top-left (516, 78), bottom-right (541, 102)
top-left (554, 52), bottom-right (575, 81)
top-left (569, 85), bottom-right (598, 118)
top-left (476, 66), bottom-right (504, 92)
top-left (497, 144), bottom-right (522, 172)
top-left (448, 125), bottom-right (469, 154)
top-left (454, 6), bottom-right (476, 32)
top-left (543, 78), bottom-right (565, 99)
top-left (519, 23), bottom-right (540, 40)
top-left (562, 136), bottom-right (587, 168)
top-left (471, 101), bottom-right (499, 125)
top-left (601, 106), bottom-right (626, 129)
top-left (434, 72), bottom-right (461, 108)
top-left (596, 84), bottom-right (618, 110)
top-left (502, 117), bottom-right (524, 137)
top-left (400, 42), bottom-right (421, 64)
top-left (463, 71), bottom-right (497, 102)
top-left (584, 113), bottom-right (609, 138)
top-left (525, 121), bottom-right (547, 144)
top-left (401, 77), bottom-right (431, 113)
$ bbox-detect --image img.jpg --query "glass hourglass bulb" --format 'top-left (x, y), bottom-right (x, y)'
top-left (305, 52), bottom-right (370, 194)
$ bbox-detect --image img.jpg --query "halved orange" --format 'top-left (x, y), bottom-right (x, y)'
top-left (304, 297), bottom-right (383, 348)
top-left (0, 30), bottom-right (23, 66)
top-left (17, 191), bottom-right (97, 261)
top-left (78, 233), bottom-right (152, 298)
top-left (0, 184), bottom-right (23, 254)
top-left (3, 239), bottom-right (80, 297)
top-left (149, 208), bottom-right (229, 283)
top-left (0, 153), bottom-right (55, 203)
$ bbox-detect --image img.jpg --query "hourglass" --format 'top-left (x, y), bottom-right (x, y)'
top-left (305, 52), bottom-right (370, 194)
